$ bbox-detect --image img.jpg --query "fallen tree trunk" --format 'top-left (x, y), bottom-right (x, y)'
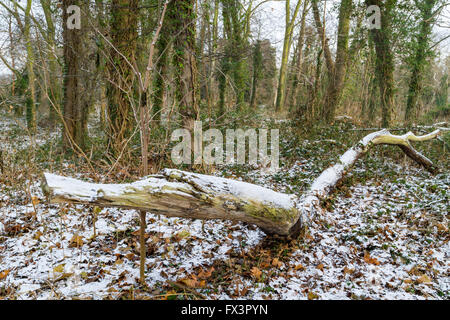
top-left (41, 129), bottom-right (442, 237)
top-left (43, 168), bottom-right (300, 235)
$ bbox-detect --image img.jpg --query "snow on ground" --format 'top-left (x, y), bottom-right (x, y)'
top-left (0, 112), bottom-right (448, 299)
top-left (0, 195), bottom-right (264, 299)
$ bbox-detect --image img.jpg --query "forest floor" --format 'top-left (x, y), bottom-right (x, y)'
top-left (0, 109), bottom-right (448, 300)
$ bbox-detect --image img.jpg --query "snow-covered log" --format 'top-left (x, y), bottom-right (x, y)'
top-left (41, 129), bottom-right (442, 237)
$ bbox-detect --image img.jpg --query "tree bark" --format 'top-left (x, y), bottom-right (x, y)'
top-left (311, 0), bottom-right (352, 123)
top-left (221, 0), bottom-right (249, 111)
top-left (41, 0), bottom-right (61, 128)
top-left (250, 40), bottom-right (263, 109)
top-left (42, 129), bottom-right (442, 237)
top-left (405, 0), bottom-right (437, 124)
top-left (275, 0), bottom-right (303, 112)
top-left (168, 0), bottom-right (199, 126)
top-left (153, 21), bottom-right (169, 123)
top-left (24, 0), bottom-right (36, 135)
top-left (62, 0), bottom-right (87, 150)
top-left (106, 0), bottom-right (139, 157)
top-left (366, 0), bottom-right (396, 128)
top-left (288, 0), bottom-right (309, 110)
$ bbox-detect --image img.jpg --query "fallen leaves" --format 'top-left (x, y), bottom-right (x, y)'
top-left (167, 279), bottom-right (207, 299)
top-left (307, 291), bottom-right (319, 300)
top-left (180, 278), bottom-right (198, 288)
top-left (239, 287), bottom-right (249, 297)
top-left (53, 264), bottom-right (65, 274)
top-left (69, 234), bottom-right (84, 248)
top-left (0, 269), bottom-right (10, 280)
top-left (250, 267), bottom-right (262, 281)
top-left (403, 278), bottom-right (413, 284)
top-left (125, 253), bottom-right (137, 261)
top-left (173, 230), bottom-right (190, 242)
top-left (4, 223), bottom-right (26, 236)
top-left (31, 196), bottom-right (40, 206)
top-left (349, 245), bottom-right (358, 255)
top-left (197, 267), bottom-right (215, 279)
top-left (176, 267), bottom-right (215, 289)
top-left (408, 265), bottom-right (426, 276)
top-left (364, 252), bottom-right (381, 266)
top-left (435, 223), bottom-right (448, 232)
top-left (33, 230), bottom-right (43, 240)
top-left (294, 264), bottom-right (305, 271)
top-left (417, 275), bottom-right (432, 284)
top-left (343, 266), bottom-right (355, 275)
top-left (272, 258), bottom-right (283, 268)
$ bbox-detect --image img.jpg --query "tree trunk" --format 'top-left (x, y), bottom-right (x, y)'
top-left (250, 40), bottom-right (263, 109)
top-left (41, 0), bottom-right (61, 128)
top-left (367, 0), bottom-right (396, 128)
top-left (311, 0), bottom-right (334, 77)
top-left (209, 0), bottom-right (220, 112)
top-left (288, 0), bottom-right (309, 111)
top-left (94, 0), bottom-right (108, 130)
top-left (62, 0), bottom-right (86, 150)
top-left (106, 0), bottom-right (139, 157)
top-left (153, 25), bottom-right (169, 123)
top-left (405, 0), bottom-right (437, 124)
top-left (218, 2), bottom-right (232, 117)
top-left (42, 129), bottom-right (442, 237)
top-left (169, 0), bottom-right (199, 127)
top-left (312, 0), bottom-right (352, 123)
top-left (222, 0), bottom-right (249, 111)
top-left (7, 12), bottom-right (22, 117)
top-left (24, 0), bottom-right (36, 135)
top-left (275, 0), bottom-right (303, 112)
top-left (197, 1), bottom-right (209, 103)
